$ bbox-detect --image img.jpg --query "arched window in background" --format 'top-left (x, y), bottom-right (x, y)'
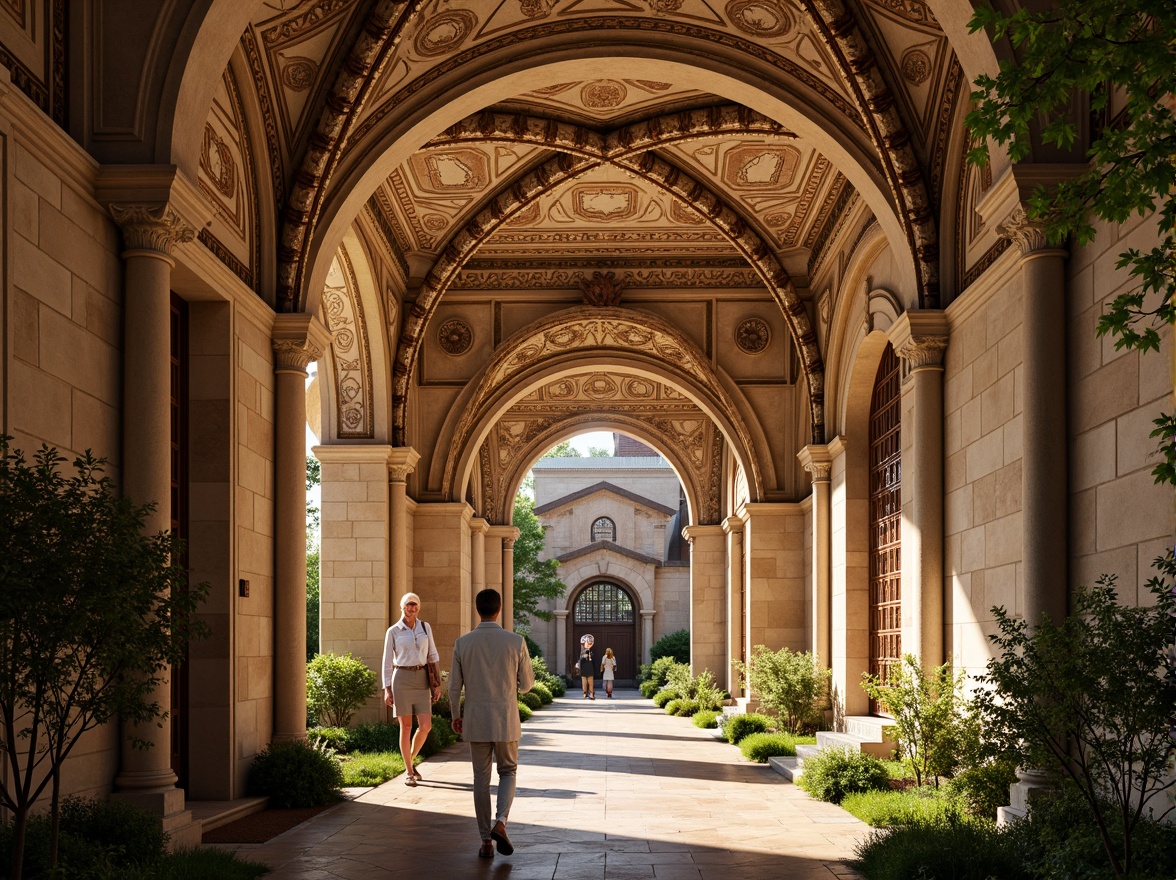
top-left (591, 516), bottom-right (616, 543)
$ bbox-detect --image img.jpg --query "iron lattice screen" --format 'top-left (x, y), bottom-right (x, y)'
top-left (574, 583), bottom-right (635, 624)
top-left (869, 344), bottom-right (902, 697)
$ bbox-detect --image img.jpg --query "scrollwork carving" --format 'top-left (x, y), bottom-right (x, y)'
top-left (996, 206), bottom-right (1052, 255)
top-left (108, 204), bottom-right (195, 255)
top-left (578, 271), bottom-right (624, 307)
top-left (896, 335), bottom-right (948, 369)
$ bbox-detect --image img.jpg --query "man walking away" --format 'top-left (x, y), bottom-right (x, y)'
top-left (449, 588), bottom-right (535, 859)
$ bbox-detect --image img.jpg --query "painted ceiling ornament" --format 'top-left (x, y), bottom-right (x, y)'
top-left (519, 0), bottom-right (556, 18)
top-left (900, 48), bottom-right (932, 85)
top-left (581, 80), bottom-right (628, 109)
top-left (200, 126), bottom-right (237, 199)
top-left (414, 9), bottom-right (478, 57)
top-left (646, 0), bottom-right (685, 13)
top-left (438, 318), bottom-right (474, 356)
top-left (725, 0), bottom-right (795, 37)
top-left (735, 317), bottom-right (771, 354)
top-left (578, 271), bottom-right (624, 308)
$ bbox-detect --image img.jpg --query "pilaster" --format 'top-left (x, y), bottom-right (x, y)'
top-left (682, 524), bottom-right (728, 680)
top-left (798, 445), bottom-right (833, 670)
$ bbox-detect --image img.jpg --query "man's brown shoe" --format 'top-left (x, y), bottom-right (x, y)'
top-left (478, 840), bottom-right (494, 859)
top-left (490, 821), bottom-right (514, 855)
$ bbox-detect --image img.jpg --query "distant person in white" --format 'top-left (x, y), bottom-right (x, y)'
top-left (381, 592), bottom-right (440, 786)
top-left (449, 588), bottom-right (535, 859)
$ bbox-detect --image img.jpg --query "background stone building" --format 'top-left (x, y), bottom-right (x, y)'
top-left (0, 0), bottom-right (1170, 840)
top-left (529, 435), bottom-right (690, 681)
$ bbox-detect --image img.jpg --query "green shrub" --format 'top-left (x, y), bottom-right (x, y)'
top-left (309, 725), bottom-right (350, 753)
top-left (649, 629), bottom-right (689, 664)
top-left (340, 751), bottom-right (406, 786)
top-left (798, 747), bottom-right (890, 804)
top-left (519, 690), bottom-right (543, 710)
top-left (692, 710), bottom-right (720, 729)
top-left (639, 680), bottom-right (660, 698)
top-left (739, 732), bottom-right (813, 762)
top-left (248, 739), bottom-right (343, 808)
top-left (840, 787), bottom-right (962, 827)
top-left (853, 817), bottom-right (1030, 880)
top-left (347, 721), bottom-right (399, 754)
top-left (666, 698), bottom-right (698, 716)
top-left (735, 645), bottom-right (831, 735)
top-left (530, 681), bottom-right (554, 704)
top-left (639, 655), bottom-right (684, 687)
top-left (59, 796), bottom-right (168, 867)
top-left (143, 848), bottom-right (270, 880)
top-left (724, 712), bottom-right (773, 744)
top-left (692, 669), bottom-right (725, 712)
top-left (431, 677), bottom-right (453, 718)
top-left (523, 632), bottom-right (542, 658)
top-left (652, 689), bottom-right (680, 708)
top-left (306, 652), bottom-right (377, 728)
top-left (530, 656), bottom-right (566, 697)
top-left (517, 701), bottom-right (533, 722)
top-left (419, 715), bottom-right (458, 756)
top-left (946, 757), bottom-right (1019, 820)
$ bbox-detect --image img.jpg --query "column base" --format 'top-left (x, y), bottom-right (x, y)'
top-left (997, 767), bottom-right (1054, 826)
top-left (112, 788), bottom-right (202, 850)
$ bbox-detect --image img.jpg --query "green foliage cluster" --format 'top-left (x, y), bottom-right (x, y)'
top-left (649, 629), bottom-right (690, 664)
top-left (735, 645), bottom-right (830, 734)
top-left (840, 787), bottom-right (963, 828)
top-left (0, 439), bottom-right (211, 878)
top-left (638, 655), bottom-right (682, 686)
top-left (531, 656), bottom-right (566, 697)
top-left (692, 710), bottom-right (720, 729)
top-left (517, 701), bottom-right (533, 722)
top-left (652, 689), bottom-right (679, 709)
top-left (660, 664), bottom-right (723, 711)
top-left (340, 752), bottom-right (406, 787)
top-left (860, 655), bottom-right (967, 787)
top-left (306, 652), bottom-right (377, 728)
top-left (247, 740), bottom-right (344, 808)
top-left (974, 571), bottom-right (1176, 878)
top-left (798, 748), bottom-right (890, 805)
top-left (723, 713), bottom-right (773, 745)
top-left (306, 456), bottom-right (321, 661)
top-left (518, 691), bottom-right (543, 711)
top-left (530, 682), bottom-right (554, 704)
top-left (523, 632), bottom-right (543, 659)
top-left (945, 757), bottom-right (1019, 821)
top-left (638, 680), bottom-right (660, 698)
top-left (313, 716), bottom-right (457, 759)
top-left (739, 732), bottom-right (814, 763)
top-left (512, 494), bottom-right (566, 627)
top-left (853, 815), bottom-right (1030, 880)
top-left (664, 698), bottom-right (698, 716)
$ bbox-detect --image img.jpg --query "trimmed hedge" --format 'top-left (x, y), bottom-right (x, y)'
top-left (519, 690), bottom-right (543, 710)
top-left (739, 732), bottom-right (813, 762)
top-left (652, 689), bottom-right (680, 708)
top-left (724, 712), bottom-right (773, 744)
top-left (517, 701), bottom-right (533, 722)
top-left (530, 681), bottom-right (554, 704)
top-left (248, 739), bottom-right (343, 808)
top-left (798, 748), bottom-right (890, 804)
top-left (639, 680), bottom-right (660, 699)
top-left (693, 710), bottom-right (720, 729)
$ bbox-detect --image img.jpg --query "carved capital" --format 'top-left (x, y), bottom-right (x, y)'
top-left (272, 313), bottom-right (331, 374)
top-left (797, 444), bottom-right (833, 482)
top-left (388, 447), bottom-right (421, 483)
top-left (890, 310), bottom-right (949, 370)
top-left (996, 206), bottom-right (1051, 255)
top-left (109, 203), bottom-right (195, 255)
top-left (896, 335), bottom-right (949, 369)
top-left (502, 537), bottom-right (516, 551)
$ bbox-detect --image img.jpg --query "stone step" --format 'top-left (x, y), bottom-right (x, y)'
top-left (768, 756), bottom-right (802, 781)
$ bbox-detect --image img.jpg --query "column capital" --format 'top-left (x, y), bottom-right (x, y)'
top-left (311, 444), bottom-right (393, 464)
top-left (722, 514), bottom-right (745, 534)
top-left (640, 609), bottom-right (656, 619)
top-left (272, 313), bottom-right (331, 374)
top-left (891, 309), bottom-right (949, 370)
top-left (387, 447), bottom-right (421, 482)
top-left (108, 203), bottom-right (195, 257)
top-left (469, 517), bottom-right (491, 536)
top-left (554, 610), bottom-right (569, 620)
top-left (487, 525), bottom-right (520, 545)
top-left (797, 444), bottom-right (834, 482)
top-left (681, 524), bottom-right (726, 544)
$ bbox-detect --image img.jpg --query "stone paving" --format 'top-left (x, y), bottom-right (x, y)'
top-left (216, 691), bottom-right (869, 879)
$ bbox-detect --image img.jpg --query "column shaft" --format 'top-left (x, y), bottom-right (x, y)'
top-left (502, 538), bottom-right (516, 632)
top-left (723, 517), bottom-right (745, 697)
top-left (554, 610), bottom-right (569, 674)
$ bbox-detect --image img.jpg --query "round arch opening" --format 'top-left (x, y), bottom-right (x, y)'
top-left (569, 580), bottom-right (641, 683)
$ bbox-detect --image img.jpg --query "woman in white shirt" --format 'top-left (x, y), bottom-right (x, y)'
top-left (381, 592), bottom-right (441, 785)
top-left (600, 648), bottom-right (618, 698)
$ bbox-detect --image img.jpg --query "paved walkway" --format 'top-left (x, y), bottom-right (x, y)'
top-left (220, 691), bottom-right (869, 879)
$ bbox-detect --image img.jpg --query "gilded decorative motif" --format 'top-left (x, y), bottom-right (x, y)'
top-left (900, 48), bottom-right (931, 85)
top-left (735, 318), bottom-right (771, 354)
top-left (519, 0), bottom-right (556, 18)
top-left (201, 125), bottom-right (237, 199)
top-left (582, 80), bottom-right (628, 109)
top-left (578, 271), bottom-right (624, 307)
top-left (572, 186), bottom-right (639, 221)
top-left (437, 319), bottom-right (473, 355)
top-left (725, 146), bottom-right (799, 189)
top-left (280, 56), bottom-right (317, 91)
top-left (322, 249), bottom-right (374, 438)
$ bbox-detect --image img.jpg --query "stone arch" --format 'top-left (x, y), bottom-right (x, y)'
top-left (391, 107), bottom-right (825, 447)
top-left (563, 562), bottom-right (653, 622)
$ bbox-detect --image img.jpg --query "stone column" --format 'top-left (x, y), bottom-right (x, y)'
top-left (554, 610), bottom-right (570, 674)
top-left (722, 515), bottom-right (746, 697)
top-left (501, 535), bottom-right (517, 631)
top-left (640, 610), bottom-right (656, 666)
top-left (682, 524), bottom-right (727, 678)
top-left (798, 445), bottom-right (833, 670)
top-left (272, 315), bottom-right (330, 743)
top-left (891, 311), bottom-right (949, 670)
top-left (108, 203), bottom-right (200, 846)
top-left (388, 448), bottom-right (421, 621)
top-left (470, 518), bottom-right (489, 629)
top-left (999, 208), bottom-right (1069, 628)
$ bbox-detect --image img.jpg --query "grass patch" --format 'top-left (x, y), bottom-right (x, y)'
top-left (739, 732), bottom-right (815, 762)
top-left (339, 751), bottom-right (407, 786)
top-left (138, 848), bottom-right (271, 879)
top-left (853, 819), bottom-right (1030, 880)
top-left (840, 787), bottom-right (962, 827)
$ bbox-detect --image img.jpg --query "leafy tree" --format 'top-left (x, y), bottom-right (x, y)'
top-left (511, 494), bottom-right (565, 627)
top-left (306, 456), bottom-right (321, 660)
top-left (0, 438), bottom-right (209, 879)
top-left (545, 440), bottom-right (581, 458)
top-left (975, 570), bottom-right (1176, 879)
top-left (306, 652), bottom-right (376, 728)
top-left (736, 644), bottom-right (831, 735)
top-left (861, 654), bottom-right (965, 788)
top-left (587, 446), bottom-right (611, 457)
top-left (967, 0), bottom-right (1176, 485)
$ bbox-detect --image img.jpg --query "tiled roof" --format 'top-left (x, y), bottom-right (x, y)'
top-left (532, 481), bottom-right (677, 516)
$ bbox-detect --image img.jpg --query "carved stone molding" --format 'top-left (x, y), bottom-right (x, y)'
top-left (108, 204), bottom-right (195, 255)
top-left (272, 313), bottom-right (331, 373)
top-left (996, 206), bottom-right (1053, 255)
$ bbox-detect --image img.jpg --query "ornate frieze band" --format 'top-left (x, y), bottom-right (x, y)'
top-left (108, 204), bottom-right (196, 255)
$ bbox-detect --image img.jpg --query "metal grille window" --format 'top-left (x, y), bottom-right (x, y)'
top-left (869, 343), bottom-right (902, 705)
top-left (591, 516), bottom-right (616, 543)
top-left (573, 583), bottom-right (634, 624)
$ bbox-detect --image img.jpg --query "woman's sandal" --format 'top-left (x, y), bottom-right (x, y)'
top-left (404, 772), bottom-right (417, 787)
top-left (412, 765), bottom-right (423, 780)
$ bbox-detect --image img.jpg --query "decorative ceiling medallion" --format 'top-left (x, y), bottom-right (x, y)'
top-left (623, 378), bottom-right (656, 398)
top-left (669, 200), bottom-right (705, 225)
top-left (438, 319), bottom-right (473, 356)
top-left (725, 146), bottom-right (800, 189)
top-left (280, 56), bottom-right (316, 91)
top-left (410, 150), bottom-right (488, 191)
top-left (581, 80), bottom-right (627, 109)
top-left (735, 317), bottom-right (771, 354)
top-left (519, 0), bottom-right (556, 18)
top-left (726, 0), bottom-right (795, 37)
top-left (578, 271), bottom-right (625, 307)
top-left (900, 48), bottom-right (932, 85)
top-left (572, 186), bottom-right (639, 221)
top-left (200, 125), bottom-right (237, 199)
top-left (764, 210), bottom-right (792, 228)
top-left (582, 374), bottom-right (620, 399)
top-left (414, 9), bottom-right (478, 57)
top-left (423, 214), bottom-right (448, 231)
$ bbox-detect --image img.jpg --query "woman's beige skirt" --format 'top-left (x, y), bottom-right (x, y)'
top-left (391, 666), bottom-right (431, 717)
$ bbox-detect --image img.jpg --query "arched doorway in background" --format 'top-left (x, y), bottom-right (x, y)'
top-left (868, 343), bottom-right (902, 715)
top-left (570, 582), bottom-right (639, 683)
